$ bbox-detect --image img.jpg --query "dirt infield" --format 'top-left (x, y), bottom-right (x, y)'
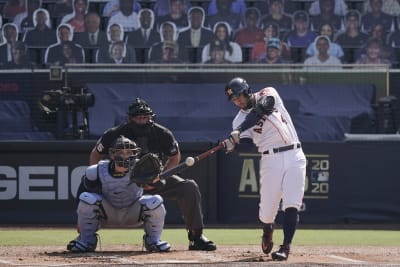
top-left (0, 245), bottom-right (399, 266)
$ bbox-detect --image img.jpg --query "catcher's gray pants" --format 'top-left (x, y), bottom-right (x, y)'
top-left (77, 192), bottom-right (166, 246)
top-left (145, 174), bottom-right (204, 231)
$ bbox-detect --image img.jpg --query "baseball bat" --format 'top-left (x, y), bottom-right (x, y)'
top-left (160, 142), bottom-right (225, 179)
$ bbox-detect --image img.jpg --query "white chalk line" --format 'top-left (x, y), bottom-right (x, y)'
top-left (328, 254), bottom-right (366, 264)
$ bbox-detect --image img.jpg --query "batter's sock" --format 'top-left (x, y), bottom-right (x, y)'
top-left (262, 223), bottom-right (274, 234)
top-left (282, 207), bottom-right (299, 245)
top-left (261, 223), bottom-right (274, 254)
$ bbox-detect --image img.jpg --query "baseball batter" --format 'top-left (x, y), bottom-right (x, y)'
top-left (67, 136), bottom-right (171, 253)
top-left (222, 77), bottom-right (306, 261)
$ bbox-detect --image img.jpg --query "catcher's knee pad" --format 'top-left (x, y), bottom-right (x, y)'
top-left (77, 192), bottom-right (103, 218)
top-left (139, 194), bottom-right (166, 221)
top-left (139, 194), bottom-right (163, 210)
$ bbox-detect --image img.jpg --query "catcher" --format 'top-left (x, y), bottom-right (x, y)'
top-left (67, 135), bottom-right (171, 253)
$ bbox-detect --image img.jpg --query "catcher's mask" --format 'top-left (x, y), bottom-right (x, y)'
top-left (109, 135), bottom-right (141, 169)
top-left (224, 77), bottom-right (252, 101)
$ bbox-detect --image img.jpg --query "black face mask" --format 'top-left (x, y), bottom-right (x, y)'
top-left (128, 120), bottom-right (154, 137)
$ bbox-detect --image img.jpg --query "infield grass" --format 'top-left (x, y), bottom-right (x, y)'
top-left (0, 228), bottom-right (399, 247)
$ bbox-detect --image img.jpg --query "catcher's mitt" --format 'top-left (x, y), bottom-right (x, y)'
top-left (130, 153), bottom-right (163, 186)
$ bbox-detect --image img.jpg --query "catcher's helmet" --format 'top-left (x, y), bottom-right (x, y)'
top-left (224, 77), bottom-right (251, 100)
top-left (127, 98), bottom-right (154, 117)
top-left (109, 135), bottom-right (141, 169)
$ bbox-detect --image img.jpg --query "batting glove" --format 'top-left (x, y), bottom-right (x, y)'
top-left (229, 130), bottom-right (240, 144)
top-left (222, 138), bottom-right (235, 153)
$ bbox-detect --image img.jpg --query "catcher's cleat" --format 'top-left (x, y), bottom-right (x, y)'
top-left (271, 244), bottom-right (290, 261)
top-left (188, 234), bottom-right (217, 251)
top-left (143, 235), bottom-right (171, 252)
top-left (261, 233), bottom-right (274, 255)
top-left (67, 235), bottom-right (97, 253)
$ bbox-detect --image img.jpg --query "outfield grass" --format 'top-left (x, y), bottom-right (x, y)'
top-left (0, 228), bottom-right (399, 246)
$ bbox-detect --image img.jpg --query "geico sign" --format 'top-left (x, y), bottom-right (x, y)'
top-left (0, 166), bottom-right (87, 200)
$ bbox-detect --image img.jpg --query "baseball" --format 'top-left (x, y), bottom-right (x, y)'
top-left (185, 157), bottom-right (195, 166)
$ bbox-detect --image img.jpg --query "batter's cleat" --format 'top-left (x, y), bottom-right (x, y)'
top-left (271, 244), bottom-right (290, 261)
top-left (261, 234), bottom-right (274, 255)
top-left (143, 235), bottom-right (171, 252)
top-left (67, 235), bottom-right (97, 253)
top-left (188, 234), bottom-right (217, 251)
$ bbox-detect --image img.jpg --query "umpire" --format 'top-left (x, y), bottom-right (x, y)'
top-left (88, 97), bottom-right (216, 251)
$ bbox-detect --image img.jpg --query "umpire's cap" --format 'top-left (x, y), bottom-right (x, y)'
top-left (127, 98), bottom-right (154, 116)
top-left (224, 77), bottom-right (251, 100)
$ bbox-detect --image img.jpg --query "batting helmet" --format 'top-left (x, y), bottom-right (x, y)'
top-left (109, 135), bottom-right (141, 169)
top-left (127, 98), bottom-right (154, 117)
top-left (224, 77), bottom-right (251, 100)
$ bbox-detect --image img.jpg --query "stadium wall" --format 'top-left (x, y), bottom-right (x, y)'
top-left (0, 140), bottom-right (400, 225)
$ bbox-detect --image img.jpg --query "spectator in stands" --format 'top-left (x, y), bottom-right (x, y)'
top-left (309, 0), bottom-right (348, 16)
top-left (310, 0), bottom-right (343, 33)
top-left (201, 21), bottom-right (242, 63)
top-left (304, 35), bottom-right (342, 65)
top-left (335, 10), bottom-right (369, 62)
top-left (207, 0), bottom-right (246, 16)
top-left (60, 0), bottom-right (89, 33)
top-left (50, 0), bottom-right (73, 19)
top-left (97, 23), bottom-right (135, 63)
top-left (206, 0), bottom-right (241, 32)
top-left (148, 21), bottom-right (186, 63)
top-left (100, 40), bottom-right (135, 63)
top-left (107, 0), bottom-right (139, 33)
top-left (203, 39), bottom-right (232, 63)
top-left (251, 21), bottom-right (291, 62)
top-left (355, 37), bottom-right (392, 65)
top-left (23, 8), bottom-right (56, 67)
top-left (156, 0), bottom-right (189, 31)
top-left (2, 41), bottom-right (31, 68)
top-left (306, 22), bottom-right (344, 60)
top-left (254, 0), bottom-right (298, 16)
top-left (74, 12), bottom-right (108, 48)
top-left (2, 0), bottom-right (25, 20)
top-left (362, 0), bottom-right (400, 17)
top-left (150, 40), bottom-right (184, 63)
top-left (361, 0), bottom-right (395, 34)
top-left (13, 0), bottom-right (42, 34)
top-left (23, 8), bottom-right (56, 47)
top-left (255, 37), bottom-right (286, 64)
top-left (153, 0), bottom-right (191, 17)
top-left (126, 8), bottom-right (160, 63)
top-left (259, 0), bottom-right (292, 39)
top-left (285, 11), bottom-right (316, 48)
top-left (177, 6), bottom-right (213, 63)
top-left (0, 23), bottom-right (19, 65)
top-left (44, 23), bottom-right (84, 66)
top-left (356, 23), bottom-right (396, 64)
top-left (234, 7), bottom-right (264, 47)
top-left (102, 0), bottom-right (140, 17)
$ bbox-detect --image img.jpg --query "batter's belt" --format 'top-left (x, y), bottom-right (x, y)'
top-left (262, 143), bottom-right (301, 155)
